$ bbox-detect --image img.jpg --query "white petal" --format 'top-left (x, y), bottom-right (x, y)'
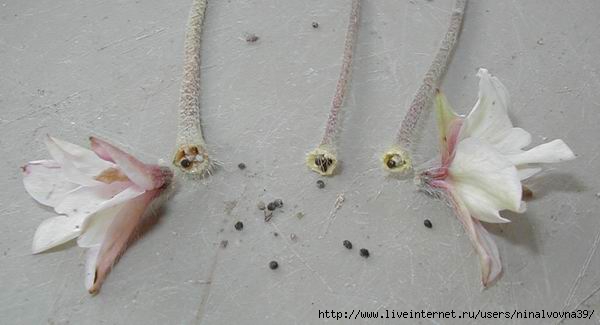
top-left (449, 138), bottom-right (522, 223)
top-left (85, 246), bottom-right (101, 292)
top-left (89, 189), bottom-right (161, 294)
top-left (490, 127), bottom-right (532, 155)
top-left (77, 204), bottom-right (123, 248)
top-left (44, 136), bottom-right (104, 186)
top-left (459, 69), bottom-right (513, 143)
top-left (90, 137), bottom-right (160, 190)
top-left (54, 181), bottom-right (136, 219)
top-left (517, 167), bottom-right (542, 180)
top-left (22, 160), bottom-right (78, 207)
top-left (508, 139), bottom-right (575, 166)
top-left (449, 191), bottom-right (502, 287)
top-left (32, 215), bottom-right (82, 254)
top-left (48, 136), bottom-right (114, 175)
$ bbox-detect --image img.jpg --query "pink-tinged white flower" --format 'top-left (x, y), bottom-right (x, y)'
top-left (417, 68), bottom-right (575, 287)
top-left (22, 136), bottom-right (173, 294)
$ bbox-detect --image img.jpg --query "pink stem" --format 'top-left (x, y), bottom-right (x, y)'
top-left (396, 0), bottom-right (467, 150)
top-left (320, 0), bottom-right (361, 147)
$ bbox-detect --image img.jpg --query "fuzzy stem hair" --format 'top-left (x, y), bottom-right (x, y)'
top-left (383, 0), bottom-right (467, 176)
top-left (173, 0), bottom-right (212, 177)
top-left (307, 0), bottom-right (361, 176)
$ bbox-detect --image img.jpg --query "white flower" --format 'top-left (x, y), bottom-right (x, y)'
top-left (418, 68), bottom-right (575, 287)
top-left (22, 136), bottom-right (173, 294)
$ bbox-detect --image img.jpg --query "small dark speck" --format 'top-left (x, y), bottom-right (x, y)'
top-left (343, 240), bottom-right (352, 249)
top-left (316, 180), bottom-right (325, 189)
top-left (359, 248), bottom-right (370, 258)
top-left (220, 240), bottom-right (228, 248)
top-left (234, 221), bottom-right (243, 231)
top-left (424, 219), bottom-right (433, 228)
top-left (267, 202), bottom-right (277, 211)
top-left (312, 21), bottom-right (319, 28)
top-left (238, 163), bottom-right (246, 170)
top-left (274, 199), bottom-right (283, 208)
top-left (269, 260), bottom-right (279, 270)
top-left (273, 232), bottom-right (279, 237)
top-left (246, 34), bottom-right (259, 43)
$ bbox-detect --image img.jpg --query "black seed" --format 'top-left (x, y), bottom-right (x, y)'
top-left (315, 155), bottom-right (332, 172)
top-left (274, 199), bottom-right (283, 208)
top-left (316, 180), bottom-right (325, 189)
top-left (424, 219), bottom-right (433, 228)
top-left (267, 202), bottom-right (277, 211)
top-left (273, 232), bottom-right (279, 237)
top-left (238, 163), bottom-right (246, 170)
top-left (312, 21), bottom-right (319, 28)
top-left (386, 159), bottom-right (396, 169)
top-left (234, 221), bottom-right (244, 231)
top-left (359, 248), bottom-right (370, 258)
top-left (343, 240), bottom-right (352, 249)
top-left (180, 158), bottom-right (191, 168)
top-left (246, 34), bottom-right (259, 43)
top-left (269, 260), bottom-right (279, 270)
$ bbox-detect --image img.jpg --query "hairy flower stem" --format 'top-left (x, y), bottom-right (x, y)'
top-left (382, 0), bottom-right (467, 176)
top-left (306, 0), bottom-right (361, 176)
top-left (173, 0), bottom-right (212, 177)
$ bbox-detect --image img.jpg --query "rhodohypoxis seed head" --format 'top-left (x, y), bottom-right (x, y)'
top-left (173, 144), bottom-right (211, 176)
top-left (306, 147), bottom-right (338, 176)
top-left (381, 147), bottom-right (412, 177)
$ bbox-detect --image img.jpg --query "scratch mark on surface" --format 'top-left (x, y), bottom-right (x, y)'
top-left (135, 28), bottom-right (167, 41)
top-left (319, 193), bottom-right (345, 238)
top-left (1, 92), bottom-right (82, 126)
top-left (561, 225), bottom-right (600, 313)
top-left (194, 246), bottom-right (222, 324)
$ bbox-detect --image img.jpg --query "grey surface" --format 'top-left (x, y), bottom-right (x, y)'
top-left (1, 0), bottom-right (600, 324)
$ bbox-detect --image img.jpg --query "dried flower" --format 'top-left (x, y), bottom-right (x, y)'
top-left (22, 136), bottom-right (173, 294)
top-left (417, 69), bottom-right (575, 286)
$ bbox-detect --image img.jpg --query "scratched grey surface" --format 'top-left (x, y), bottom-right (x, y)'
top-left (1, 0), bottom-right (599, 324)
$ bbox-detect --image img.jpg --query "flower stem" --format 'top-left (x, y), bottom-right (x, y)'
top-left (307, 0), bottom-right (361, 176)
top-left (173, 0), bottom-right (212, 177)
top-left (383, 0), bottom-right (467, 176)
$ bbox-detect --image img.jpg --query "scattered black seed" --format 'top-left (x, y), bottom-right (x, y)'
top-left (234, 221), bottom-right (244, 231)
top-left (316, 180), bottom-right (325, 189)
top-left (180, 158), bottom-right (191, 168)
top-left (269, 260), bottom-right (279, 270)
top-left (267, 202), bottom-right (277, 211)
top-left (312, 21), bottom-right (319, 28)
top-left (273, 232), bottom-right (279, 237)
top-left (423, 219), bottom-right (433, 228)
top-left (257, 201), bottom-right (266, 210)
top-left (220, 240), bottom-right (229, 248)
top-left (274, 199), bottom-right (283, 208)
top-left (343, 240), bottom-right (353, 250)
top-left (238, 162), bottom-right (246, 170)
top-left (359, 248), bottom-right (370, 258)
top-left (246, 34), bottom-right (259, 43)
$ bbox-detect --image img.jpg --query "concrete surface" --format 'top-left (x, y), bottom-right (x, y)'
top-left (1, 0), bottom-right (600, 324)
